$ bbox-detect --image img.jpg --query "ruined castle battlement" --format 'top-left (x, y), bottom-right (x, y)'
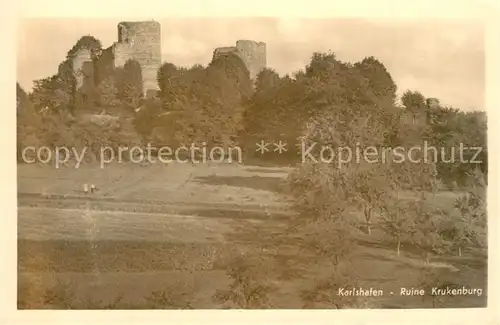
top-left (71, 21), bottom-right (267, 99)
top-left (213, 40), bottom-right (267, 79)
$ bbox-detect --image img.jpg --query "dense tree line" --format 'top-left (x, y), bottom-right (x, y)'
top-left (16, 35), bottom-right (487, 194)
top-left (17, 35), bottom-right (486, 178)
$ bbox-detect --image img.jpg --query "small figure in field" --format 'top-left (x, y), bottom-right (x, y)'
top-left (90, 184), bottom-right (96, 194)
top-left (83, 183), bottom-right (89, 194)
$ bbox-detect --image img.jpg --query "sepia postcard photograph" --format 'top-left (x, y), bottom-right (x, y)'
top-left (4, 0), bottom-right (500, 324)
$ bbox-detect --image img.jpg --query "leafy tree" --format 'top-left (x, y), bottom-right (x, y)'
top-left (157, 62), bottom-right (184, 110)
top-left (254, 68), bottom-right (281, 92)
top-left (398, 90), bottom-right (429, 144)
top-left (293, 99), bottom-right (397, 232)
top-left (304, 52), bottom-right (337, 80)
top-left (410, 202), bottom-right (449, 264)
top-left (287, 162), bottom-right (353, 221)
top-left (95, 76), bottom-right (119, 114)
top-left (355, 56), bottom-right (397, 104)
top-left (168, 55), bottom-right (250, 147)
top-left (429, 106), bottom-right (487, 186)
top-left (296, 218), bottom-right (374, 308)
top-left (30, 75), bottom-right (71, 114)
top-left (444, 168), bottom-right (487, 255)
top-left (66, 35), bottom-right (102, 59)
top-left (401, 90), bottom-right (427, 116)
top-left (380, 199), bottom-right (418, 256)
top-left (354, 56), bottom-right (400, 145)
top-left (116, 59), bottom-right (143, 112)
top-left (441, 209), bottom-right (474, 257)
top-left (351, 163), bottom-right (396, 235)
top-left (208, 52), bottom-right (253, 99)
top-left (242, 74), bottom-right (302, 149)
top-left (299, 219), bottom-right (356, 268)
top-left (213, 249), bottom-right (275, 308)
top-left (133, 97), bottom-right (164, 140)
top-left (16, 82), bottom-right (31, 115)
top-left (286, 52), bottom-right (404, 239)
top-left (17, 84), bottom-right (43, 161)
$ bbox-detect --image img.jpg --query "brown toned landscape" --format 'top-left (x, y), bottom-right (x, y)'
top-left (17, 19), bottom-right (487, 309)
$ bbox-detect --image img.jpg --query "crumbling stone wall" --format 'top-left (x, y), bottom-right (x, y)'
top-left (113, 21), bottom-right (162, 95)
top-left (213, 46), bottom-right (238, 57)
top-left (71, 48), bottom-right (96, 110)
top-left (94, 46), bottom-right (115, 85)
top-left (213, 40), bottom-right (267, 79)
top-left (72, 48), bottom-right (93, 90)
top-left (70, 21), bottom-right (162, 97)
top-left (235, 40), bottom-right (266, 80)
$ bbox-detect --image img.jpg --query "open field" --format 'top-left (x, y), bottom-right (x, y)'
top-left (17, 162), bottom-right (487, 309)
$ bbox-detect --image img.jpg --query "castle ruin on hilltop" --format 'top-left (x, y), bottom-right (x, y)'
top-left (71, 21), bottom-right (267, 101)
top-left (72, 21), bottom-right (162, 98)
top-left (213, 40), bottom-right (267, 79)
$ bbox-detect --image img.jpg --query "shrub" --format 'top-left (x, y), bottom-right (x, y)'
top-left (213, 247), bottom-right (275, 308)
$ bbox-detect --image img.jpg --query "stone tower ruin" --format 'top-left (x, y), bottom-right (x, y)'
top-left (213, 40), bottom-right (267, 79)
top-left (71, 21), bottom-right (162, 98)
top-left (113, 21), bottom-right (162, 95)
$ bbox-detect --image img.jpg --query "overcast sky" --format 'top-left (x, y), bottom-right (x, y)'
top-left (17, 18), bottom-right (484, 111)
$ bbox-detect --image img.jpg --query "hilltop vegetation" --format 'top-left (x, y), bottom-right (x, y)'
top-left (17, 37), bottom-right (486, 180)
